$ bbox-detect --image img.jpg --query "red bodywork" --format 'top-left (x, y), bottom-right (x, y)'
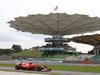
top-left (15, 62), bottom-right (51, 71)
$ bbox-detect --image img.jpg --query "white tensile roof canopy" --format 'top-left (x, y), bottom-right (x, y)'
top-left (8, 13), bottom-right (100, 36)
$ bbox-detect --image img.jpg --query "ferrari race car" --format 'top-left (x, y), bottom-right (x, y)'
top-left (15, 62), bottom-right (52, 71)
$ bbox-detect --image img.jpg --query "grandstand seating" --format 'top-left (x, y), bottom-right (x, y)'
top-left (37, 53), bottom-right (72, 60)
top-left (89, 55), bottom-right (100, 60)
top-left (36, 53), bottom-right (95, 61)
top-left (65, 54), bottom-right (95, 61)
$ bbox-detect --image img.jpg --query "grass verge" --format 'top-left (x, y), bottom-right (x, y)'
top-left (11, 49), bottom-right (43, 57)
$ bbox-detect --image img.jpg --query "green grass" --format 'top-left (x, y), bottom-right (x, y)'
top-left (0, 56), bottom-right (12, 60)
top-left (0, 64), bottom-right (100, 73)
top-left (0, 56), bottom-right (12, 57)
top-left (0, 64), bottom-right (15, 67)
top-left (11, 49), bottom-right (43, 57)
top-left (0, 49), bottom-right (43, 60)
top-left (46, 65), bottom-right (100, 73)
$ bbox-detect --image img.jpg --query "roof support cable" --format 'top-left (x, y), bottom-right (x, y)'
top-left (32, 15), bottom-right (56, 34)
top-left (62, 19), bottom-right (100, 35)
top-left (14, 18), bottom-right (54, 34)
top-left (57, 13), bottom-right (59, 35)
top-left (60, 15), bottom-right (85, 34)
top-left (88, 36), bottom-right (100, 45)
top-left (10, 23), bottom-right (51, 34)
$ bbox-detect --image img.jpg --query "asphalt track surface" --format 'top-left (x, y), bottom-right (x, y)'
top-left (0, 61), bottom-right (100, 66)
top-left (0, 61), bottom-right (100, 75)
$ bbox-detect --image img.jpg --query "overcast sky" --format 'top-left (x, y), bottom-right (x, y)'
top-left (1, 0), bottom-right (100, 53)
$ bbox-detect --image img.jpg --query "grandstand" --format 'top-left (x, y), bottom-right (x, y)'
top-left (8, 13), bottom-right (100, 60)
top-left (88, 55), bottom-right (100, 61)
top-left (39, 36), bottom-right (76, 58)
top-left (65, 54), bottom-right (95, 61)
top-left (71, 34), bottom-right (100, 55)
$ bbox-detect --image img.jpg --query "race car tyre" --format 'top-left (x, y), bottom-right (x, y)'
top-left (35, 66), bottom-right (41, 71)
top-left (49, 69), bottom-right (52, 71)
top-left (15, 65), bottom-right (21, 70)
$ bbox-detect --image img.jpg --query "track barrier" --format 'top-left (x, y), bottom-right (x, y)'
top-left (80, 61), bottom-right (92, 64)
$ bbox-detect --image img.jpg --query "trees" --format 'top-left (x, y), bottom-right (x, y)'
top-left (3, 49), bottom-right (12, 55)
top-left (0, 49), bottom-right (4, 55)
top-left (12, 44), bottom-right (22, 53)
top-left (0, 44), bottom-right (22, 55)
top-left (0, 49), bottom-right (12, 55)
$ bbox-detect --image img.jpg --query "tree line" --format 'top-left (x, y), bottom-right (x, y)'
top-left (0, 44), bottom-right (22, 55)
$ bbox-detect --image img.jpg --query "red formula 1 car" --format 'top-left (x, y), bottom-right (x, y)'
top-left (15, 62), bottom-right (52, 71)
